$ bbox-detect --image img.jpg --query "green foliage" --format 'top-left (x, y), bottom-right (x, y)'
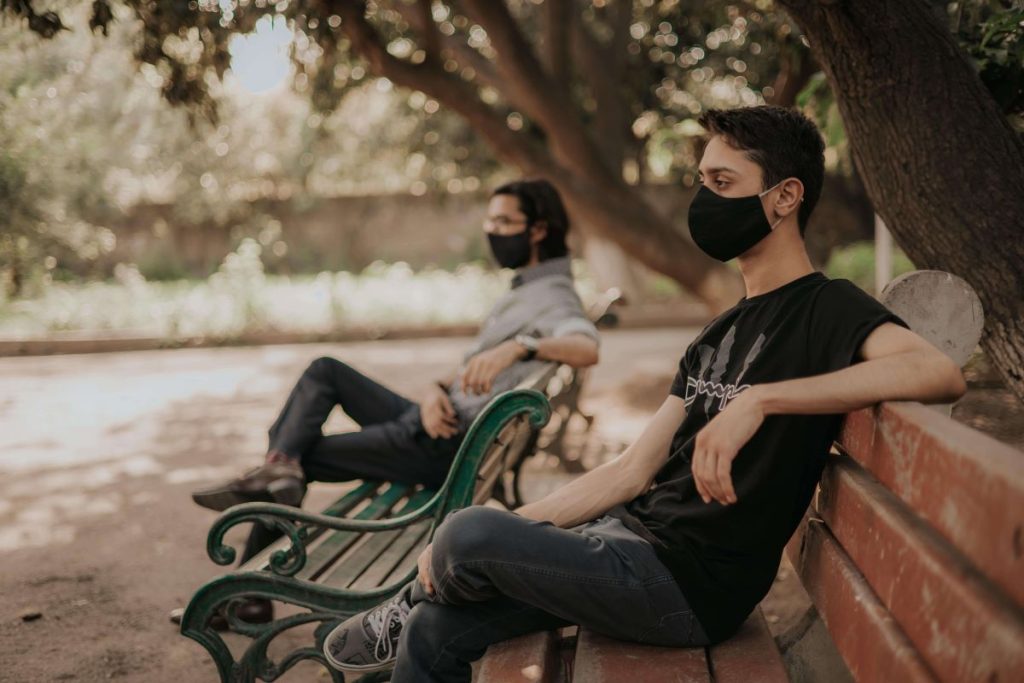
top-left (0, 243), bottom-right (527, 339)
top-left (956, 0), bottom-right (1024, 127)
top-left (823, 241), bottom-right (916, 293)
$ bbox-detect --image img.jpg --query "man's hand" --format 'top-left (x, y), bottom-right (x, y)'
top-left (691, 387), bottom-right (765, 505)
top-left (420, 384), bottom-right (459, 439)
top-left (416, 542), bottom-right (434, 595)
top-left (461, 340), bottom-right (524, 395)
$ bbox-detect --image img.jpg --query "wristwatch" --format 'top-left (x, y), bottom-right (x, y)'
top-left (514, 334), bottom-right (540, 361)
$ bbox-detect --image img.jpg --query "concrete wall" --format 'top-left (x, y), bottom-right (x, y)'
top-left (103, 177), bottom-right (871, 279)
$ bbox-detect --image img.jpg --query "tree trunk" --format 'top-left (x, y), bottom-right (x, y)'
top-left (777, 0), bottom-right (1024, 403)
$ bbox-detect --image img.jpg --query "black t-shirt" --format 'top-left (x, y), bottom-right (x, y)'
top-left (610, 271), bottom-right (908, 644)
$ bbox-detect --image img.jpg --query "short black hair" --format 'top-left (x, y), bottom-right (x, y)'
top-left (491, 179), bottom-right (570, 261)
top-left (698, 106), bottom-right (825, 235)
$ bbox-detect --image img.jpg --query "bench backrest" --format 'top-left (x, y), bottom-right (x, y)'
top-left (434, 363), bottom-right (557, 518)
top-left (787, 402), bottom-right (1024, 682)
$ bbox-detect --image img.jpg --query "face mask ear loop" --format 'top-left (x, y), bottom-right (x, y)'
top-left (759, 180), bottom-right (787, 231)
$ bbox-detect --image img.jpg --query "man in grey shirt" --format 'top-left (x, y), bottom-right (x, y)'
top-left (184, 179), bottom-right (599, 628)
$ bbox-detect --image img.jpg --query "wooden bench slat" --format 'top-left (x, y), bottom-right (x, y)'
top-left (349, 519), bottom-right (432, 590)
top-left (474, 441), bottom-right (513, 504)
top-left (572, 629), bottom-right (709, 682)
top-left (708, 609), bottom-right (788, 682)
top-left (318, 489), bottom-right (434, 588)
top-left (817, 456), bottom-right (1024, 682)
top-left (838, 402), bottom-right (1024, 605)
top-left (240, 481), bottom-right (381, 572)
top-left (380, 527), bottom-right (433, 587)
top-left (476, 630), bottom-right (563, 683)
top-left (320, 480), bottom-right (382, 517)
top-left (295, 482), bottom-right (412, 581)
top-left (786, 514), bottom-right (936, 683)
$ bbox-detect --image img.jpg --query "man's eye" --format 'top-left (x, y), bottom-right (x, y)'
top-left (714, 179), bottom-right (728, 188)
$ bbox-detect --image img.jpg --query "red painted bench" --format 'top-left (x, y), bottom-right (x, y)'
top-left (476, 606), bottom-right (787, 682)
top-left (786, 401), bottom-right (1024, 682)
top-left (476, 399), bottom-right (1024, 682)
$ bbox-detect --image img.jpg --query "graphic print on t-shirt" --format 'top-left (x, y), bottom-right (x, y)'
top-left (684, 326), bottom-right (766, 412)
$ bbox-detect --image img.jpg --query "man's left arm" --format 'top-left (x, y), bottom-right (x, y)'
top-left (691, 322), bottom-right (967, 505)
top-left (460, 333), bottom-right (599, 395)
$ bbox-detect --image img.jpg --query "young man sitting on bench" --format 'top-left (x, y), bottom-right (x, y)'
top-left (321, 106), bottom-right (967, 682)
top-left (182, 179), bottom-right (600, 628)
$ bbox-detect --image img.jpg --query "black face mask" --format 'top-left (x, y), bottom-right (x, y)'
top-left (687, 182), bottom-right (783, 262)
top-left (487, 227), bottom-right (533, 269)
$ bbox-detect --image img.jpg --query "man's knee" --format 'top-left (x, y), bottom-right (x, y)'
top-left (432, 506), bottom-right (514, 566)
top-left (429, 507), bottom-right (523, 603)
top-left (304, 356), bottom-right (349, 379)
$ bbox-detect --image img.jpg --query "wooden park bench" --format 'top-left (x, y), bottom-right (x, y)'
top-left (180, 363), bottom-right (562, 682)
top-left (475, 399), bottom-right (1024, 683)
top-left (784, 401), bottom-right (1024, 682)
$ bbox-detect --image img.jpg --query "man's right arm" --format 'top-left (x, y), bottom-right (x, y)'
top-left (514, 395), bottom-right (686, 528)
top-left (419, 368), bottom-right (462, 439)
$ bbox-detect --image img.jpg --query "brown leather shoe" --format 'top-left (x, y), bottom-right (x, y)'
top-left (170, 598), bottom-right (274, 632)
top-left (191, 460), bottom-right (306, 512)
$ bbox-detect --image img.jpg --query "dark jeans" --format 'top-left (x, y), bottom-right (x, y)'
top-left (241, 356), bottom-right (463, 563)
top-left (392, 506), bottom-right (710, 683)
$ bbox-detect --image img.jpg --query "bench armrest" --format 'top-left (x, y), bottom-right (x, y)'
top-left (206, 497), bottom-right (442, 575)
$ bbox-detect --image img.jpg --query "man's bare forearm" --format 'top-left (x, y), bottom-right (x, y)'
top-left (751, 350), bottom-right (965, 417)
top-left (515, 396), bottom-right (685, 527)
top-left (534, 334), bottom-right (599, 368)
top-left (514, 456), bottom-right (640, 528)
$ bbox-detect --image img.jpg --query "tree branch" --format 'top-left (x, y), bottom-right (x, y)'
top-left (767, 42), bottom-right (818, 107)
top-left (335, 0), bottom-right (553, 174)
top-left (414, 0), bottom-right (440, 59)
top-left (388, 0), bottom-right (503, 93)
top-left (458, 0), bottom-right (613, 181)
top-left (570, 0), bottom-right (631, 176)
top-left (543, 0), bottom-right (571, 83)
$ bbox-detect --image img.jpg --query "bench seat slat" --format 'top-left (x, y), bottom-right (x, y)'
top-left (295, 483), bottom-right (412, 581)
top-left (476, 630), bottom-right (563, 683)
top-left (786, 513), bottom-right (935, 683)
top-left (708, 609), bottom-right (788, 682)
top-left (838, 402), bottom-right (1024, 605)
top-left (573, 629), bottom-right (710, 682)
top-left (817, 456), bottom-right (1024, 682)
top-left (380, 527), bottom-right (432, 587)
top-left (349, 518), bottom-right (432, 590)
top-left (318, 489), bottom-right (434, 589)
top-left (241, 481), bottom-right (381, 572)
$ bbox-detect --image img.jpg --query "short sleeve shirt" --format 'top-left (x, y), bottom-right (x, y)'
top-left (611, 272), bottom-right (908, 644)
top-left (448, 257), bottom-right (598, 427)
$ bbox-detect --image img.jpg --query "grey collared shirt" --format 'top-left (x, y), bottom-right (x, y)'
top-left (448, 256), bottom-right (599, 428)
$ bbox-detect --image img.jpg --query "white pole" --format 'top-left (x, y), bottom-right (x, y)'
top-left (874, 214), bottom-right (893, 297)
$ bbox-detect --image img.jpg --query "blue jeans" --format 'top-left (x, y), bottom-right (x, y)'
top-left (392, 506), bottom-right (710, 683)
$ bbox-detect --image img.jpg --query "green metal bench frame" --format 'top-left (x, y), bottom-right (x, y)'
top-left (180, 365), bottom-right (558, 682)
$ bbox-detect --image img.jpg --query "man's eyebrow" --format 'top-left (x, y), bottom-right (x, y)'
top-left (700, 166), bottom-right (737, 175)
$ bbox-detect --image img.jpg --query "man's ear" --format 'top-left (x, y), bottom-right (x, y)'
top-left (529, 221), bottom-right (548, 244)
top-left (774, 178), bottom-right (805, 218)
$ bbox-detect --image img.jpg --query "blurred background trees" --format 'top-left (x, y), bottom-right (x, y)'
top-left (2, 0), bottom-right (1022, 392)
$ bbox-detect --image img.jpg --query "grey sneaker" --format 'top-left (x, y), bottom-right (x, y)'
top-left (191, 459), bottom-right (306, 512)
top-left (323, 585), bottom-right (413, 674)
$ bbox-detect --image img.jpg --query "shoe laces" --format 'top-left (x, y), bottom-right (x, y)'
top-left (367, 594), bottom-right (411, 662)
